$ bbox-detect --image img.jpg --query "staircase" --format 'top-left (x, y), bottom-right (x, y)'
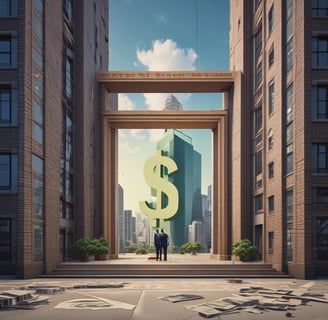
top-left (45, 261), bottom-right (288, 278)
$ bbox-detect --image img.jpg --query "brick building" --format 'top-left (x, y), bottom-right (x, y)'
top-left (0, 0), bottom-right (108, 278)
top-left (229, 0), bottom-right (328, 278)
top-left (1, 0), bottom-right (328, 280)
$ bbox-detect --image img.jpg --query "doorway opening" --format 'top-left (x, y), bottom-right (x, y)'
top-left (118, 128), bottom-right (212, 258)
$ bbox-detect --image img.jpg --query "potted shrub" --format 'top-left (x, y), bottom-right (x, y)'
top-left (94, 237), bottom-right (109, 260)
top-left (232, 239), bottom-right (260, 261)
top-left (72, 238), bottom-right (98, 261)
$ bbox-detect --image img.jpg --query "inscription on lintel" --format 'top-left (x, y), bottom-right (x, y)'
top-left (100, 71), bottom-right (234, 80)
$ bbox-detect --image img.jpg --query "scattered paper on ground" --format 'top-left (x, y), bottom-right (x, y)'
top-left (186, 286), bottom-right (328, 318)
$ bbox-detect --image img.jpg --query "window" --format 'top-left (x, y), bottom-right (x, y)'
top-left (254, 0), bottom-right (261, 11)
top-left (268, 231), bottom-right (274, 253)
top-left (255, 194), bottom-right (263, 212)
top-left (286, 0), bottom-right (293, 40)
top-left (0, 153), bottom-right (17, 192)
top-left (0, 37), bottom-right (11, 66)
top-left (34, 224), bottom-right (43, 261)
top-left (33, 47), bottom-right (43, 69)
top-left (287, 225), bottom-right (293, 261)
top-left (286, 84), bottom-right (294, 123)
top-left (286, 189), bottom-right (293, 222)
top-left (33, 155), bottom-right (44, 220)
top-left (286, 39), bottom-right (294, 71)
top-left (286, 123), bottom-right (293, 145)
top-left (316, 217), bottom-right (328, 260)
top-left (268, 195), bottom-right (275, 212)
top-left (60, 201), bottom-right (73, 219)
top-left (0, 219), bottom-right (11, 262)
top-left (0, 0), bottom-right (18, 17)
top-left (268, 162), bottom-right (274, 179)
top-left (255, 151), bottom-right (262, 176)
top-left (255, 62), bottom-right (263, 94)
top-left (33, 0), bottom-right (43, 14)
top-left (254, 105), bottom-right (262, 136)
top-left (254, 25), bottom-right (263, 64)
top-left (268, 5), bottom-right (274, 35)
top-left (33, 100), bottom-right (43, 144)
top-left (312, 36), bottom-right (328, 68)
top-left (268, 129), bottom-right (274, 151)
top-left (316, 187), bottom-right (328, 203)
top-left (312, 143), bottom-right (328, 173)
top-left (312, 85), bottom-right (328, 119)
top-left (33, 15), bottom-right (43, 44)
top-left (269, 47), bottom-right (274, 67)
top-left (64, 0), bottom-right (73, 24)
top-left (61, 107), bottom-right (74, 217)
top-left (312, 0), bottom-right (328, 17)
top-left (0, 86), bottom-right (10, 124)
top-left (34, 73), bottom-right (43, 99)
top-left (286, 151), bottom-right (294, 174)
top-left (268, 82), bottom-right (274, 115)
top-left (64, 46), bottom-right (73, 99)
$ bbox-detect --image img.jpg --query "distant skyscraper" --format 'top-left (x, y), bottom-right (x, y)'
top-left (157, 128), bottom-right (202, 248)
top-left (124, 210), bottom-right (132, 243)
top-left (188, 220), bottom-right (204, 247)
top-left (163, 95), bottom-right (183, 111)
top-left (118, 185), bottom-right (125, 253)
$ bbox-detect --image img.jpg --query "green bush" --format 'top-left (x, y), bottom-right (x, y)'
top-left (135, 247), bottom-right (148, 255)
top-left (180, 242), bottom-right (202, 255)
top-left (73, 238), bottom-right (97, 256)
top-left (73, 237), bottom-right (109, 257)
top-left (232, 239), bottom-right (259, 260)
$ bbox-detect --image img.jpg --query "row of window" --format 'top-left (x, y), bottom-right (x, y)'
top-left (61, 3), bottom-right (75, 222)
top-left (255, 189), bottom-right (294, 213)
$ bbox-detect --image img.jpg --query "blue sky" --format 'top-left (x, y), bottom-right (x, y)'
top-left (109, 0), bottom-right (230, 212)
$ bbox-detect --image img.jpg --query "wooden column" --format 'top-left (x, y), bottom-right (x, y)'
top-left (211, 116), bottom-right (230, 260)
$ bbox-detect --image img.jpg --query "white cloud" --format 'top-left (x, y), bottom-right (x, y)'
top-left (136, 39), bottom-right (197, 71)
top-left (119, 141), bottom-right (140, 155)
top-left (148, 129), bottom-right (165, 142)
top-left (143, 93), bottom-right (170, 110)
top-left (118, 94), bottom-right (135, 110)
top-left (130, 129), bottom-right (146, 140)
top-left (136, 39), bottom-right (197, 110)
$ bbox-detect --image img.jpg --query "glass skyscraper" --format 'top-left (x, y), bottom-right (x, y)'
top-left (157, 129), bottom-right (202, 249)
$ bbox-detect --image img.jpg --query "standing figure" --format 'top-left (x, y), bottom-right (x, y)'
top-left (154, 229), bottom-right (162, 261)
top-left (160, 228), bottom-right (169, 261)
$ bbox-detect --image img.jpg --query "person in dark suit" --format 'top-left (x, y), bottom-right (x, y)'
top-left (160, 228), bottom-right (169, 261)
top-left (154, 229), bottom-right (162, 260)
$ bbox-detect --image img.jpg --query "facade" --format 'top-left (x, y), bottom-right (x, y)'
top-left (0, 0), bottom-right (108, 278)
top-left (157, 128), bottom-right (202, 249)
top-left (230, 0), bottom-right (328, 278)
top-left (2, 0), bottom-right (326, 280)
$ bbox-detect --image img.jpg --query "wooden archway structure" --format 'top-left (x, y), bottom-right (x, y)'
top-left (97, 71), bottom-right (237, 261)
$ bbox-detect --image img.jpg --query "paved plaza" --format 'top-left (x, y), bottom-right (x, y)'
top-left (0, 254), bottom-right (327, 320)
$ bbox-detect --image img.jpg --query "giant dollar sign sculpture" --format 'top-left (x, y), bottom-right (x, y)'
top-left (139, 149), bottom-right (179, 227)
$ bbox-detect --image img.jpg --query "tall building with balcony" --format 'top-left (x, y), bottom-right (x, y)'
top-left (0, 0), bottom-right (108, 278)
top-left (230, 0), bottom-right (328, 278)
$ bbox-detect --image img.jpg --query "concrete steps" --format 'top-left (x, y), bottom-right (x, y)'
top-left (46, 262), bottom-right (289, 278)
